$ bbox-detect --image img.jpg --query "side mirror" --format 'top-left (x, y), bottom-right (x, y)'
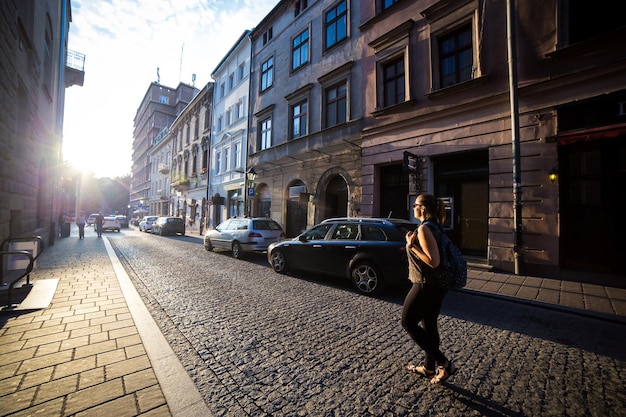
top-left (298, 235), bottom-right (307, 242)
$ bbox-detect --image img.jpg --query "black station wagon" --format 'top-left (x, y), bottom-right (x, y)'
top-left (267, 217), bottom-right (417, 295)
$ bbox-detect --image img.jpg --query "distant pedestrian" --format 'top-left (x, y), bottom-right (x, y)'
top-left (95, 212), bottom-right (104, 237)
top-left (403, 194), bottom-right (457, 385)
top-left (76, 211), bottom-right (87, 239)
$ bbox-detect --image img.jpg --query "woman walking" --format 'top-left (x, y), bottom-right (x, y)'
top-left (76, 212), bottom-right (87, 239)
top-left (402, 193), bottom-right (456, 385)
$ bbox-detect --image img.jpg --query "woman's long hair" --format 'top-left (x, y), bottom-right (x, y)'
top-left (418, 193), bottom-right (446, 224)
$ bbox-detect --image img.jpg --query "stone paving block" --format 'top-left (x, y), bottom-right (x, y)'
top-left (0, 362), bottom-right (20, 379)
top-left (139, 404), bottom-right (172, 417)
top-left (582, 284), bottom-right (610, 297)
top-left (536, 288), bottom-right (560, 305)
top-left (74, 339), bottom-right (117, 359)
top-left (30, 313), bottom-right (54, 323)
top-left (20, 366), bottom-right (54, 389)
top-left (40, 318), bottom-right (64, 328)
top-left (515, 286), bottom-right (539, 299)
top-left (54, 355), bottom-right (97, 379)
top-left (97, 348), bottom-right (128, 367)
top-left (84, 311), bottom-right (106, 321)
top-left (125, 343), bottom-right (146, 359)
top-left (73, 306), bottom-right (101, 316)
top-left (78, 367), bottom-right (105, 390)
top-left (0, 347), bottom-right (37, 367)
top-left (34, 374), bottom-right (78, 404)
top-left (559, 291), bottom-right (585, 309)
top-left (611, 299), bottom-right (626, 316)
top-left (105, 356), bottom-right (151, 380)
top-left (124, 368), bottom-right (159, 393)
top-left (0, 374), bottom-right (21, 396)
top-left (70, 325), bottom-right (103, 338)
top-left (18, 349), bottom-right (73, 374)
top-left (136, 384), bottom-right (168, 413)
top-left (74, 393), bottom-right (138, 417)
top-left (116, 334), bottom-right (142, 348)
top-left (36, 341), bottom-right (62, 356)
top-left (0, 385), bottom-right (37, 415)
top-left (108, 325), bottom-right (138, 340)
top-left (0, 332), bottom-right (24, 344)
top-left (102, 318), bottom-right (135, 333)
top-left (0, 339), bottom-right (27, 354)
top-left (584, 295), bottom-right (615, 315)
top-left (4, 397), bottom-right (64, 417)
top-left (22, 331), bottom-right (71, 349)
top-left (90, 314), bottom-right (118, 327)
top-left (64, 378), bottom-right (124, 415)
top-left (60, 335), bottom-right (90, 351)
top-left (2, 320), bottom-right (44, 335)
top-left (64, 320), bottom-right (91, 332)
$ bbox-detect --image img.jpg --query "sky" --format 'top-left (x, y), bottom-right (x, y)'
top-left (63, 0), bottom-right (279, 178)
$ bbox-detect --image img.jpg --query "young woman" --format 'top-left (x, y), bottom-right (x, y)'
top-left (402, 193), bottom-right (456, 385)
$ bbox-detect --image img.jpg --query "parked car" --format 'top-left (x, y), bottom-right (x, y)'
top-left (204, 217), bottom-right (285, 259)
top-left (151, 216), bottom-right (185, 236)
top-left (116, 215), bottom-right (129, 228)
top-left (267, 217), bottom-right (417, 295)
top-left (101, 216), bottom-right (121, 232)
top-left (87, 213), bottom-right (99, 225)
top-left (138, 216), bottom-right (158, 232)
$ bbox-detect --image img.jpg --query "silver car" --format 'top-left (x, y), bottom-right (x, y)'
top-left (138, 216), bottom-right (158, 232)
top-left (204, 217), bottom-right (285, 259)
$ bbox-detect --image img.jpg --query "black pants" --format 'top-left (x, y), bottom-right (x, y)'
top-left (401, 282), bottom-right (448, 370)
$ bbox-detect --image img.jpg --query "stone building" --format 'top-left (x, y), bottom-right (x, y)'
top-left (248, 0), bottom-right (365, 237)
top-left (130, 82), bottom-right (198, 216)
top-left (168, 82), bottom-right (213, 231)
top-left (0, 0), bottom-right (84, 246)
top-left (358, 0), bottom-right (626, 279)
top-left (209, 30), bottom-right (252, 227)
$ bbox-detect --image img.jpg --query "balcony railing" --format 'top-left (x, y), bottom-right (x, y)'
top-left (65, 49), bottom-right (85, 87)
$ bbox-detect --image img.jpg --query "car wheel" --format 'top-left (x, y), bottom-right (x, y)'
top-left (232, 241), bottom-right (242, 259)
top-left (270, 249), bottom-right (288, 273)
top-left (204, 237), bottom-right (213, 251)
top-left (351, 262), bottom-right (384, 295)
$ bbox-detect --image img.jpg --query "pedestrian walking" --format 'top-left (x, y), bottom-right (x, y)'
top-left (402, 193), bottom-right (457, 385)
top-left (76, 211), bottom-right (87, 239)
top-left (95, 212), bottom-right (104, 237)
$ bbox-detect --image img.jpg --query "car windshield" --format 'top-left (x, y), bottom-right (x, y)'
top-left (167, 218), bottom-right (182, 223)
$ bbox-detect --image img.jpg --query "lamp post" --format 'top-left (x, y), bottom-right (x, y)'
top-left (176, 191), bottom-right (181, 217)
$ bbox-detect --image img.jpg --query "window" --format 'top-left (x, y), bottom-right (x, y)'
top-left (238, 63), bottom-right (245, 81)
top-left (217, 116), bottom-right (223, 132)
top-left (215, 151), bottom-right (222, 173)
top-left (261, 57), bottom-right (274, 91)
top-left (382, 0), bottom-right (399, 12)
top-left (564, 1), bottom-right (624, 45)
top-left (383, 57), bottom-right (405, 107)
top-left (159, 96), bottom-right (169, 104)
top-left (229, 73), bottom-right (234, 89)
top-left (220, 82), bottom-right (225, 98)
top-left (325, 82), bottom-right (347, 127)
top-left (260, 117), bottom-right (272, 150)
top-left (291, 100), bottom-right (308, 139)
top-left (439, 25), bottom-right (473, 88)
top-left (292, 29), bottom-right (310, 70)
top-left (263, 27), bottom-right (273, 45)
top-left (224, 146), bottom-right (230, 172)
top-left (194, 118), bottom-right (199, 138)
top-left (295, 0), bottom-right (308, 16)
top-left (234, 142), bottom-right (241, 168)
top-left (226, 109), bottom-right (232, 126)
top-left (43, 14), bottom-right (53, 96)
top-left (204, 107), bottom-right (211, 129)
top-left (325, 0), bottom-right (347, 50)
top-left (236, 101), bottom-right (244, 119)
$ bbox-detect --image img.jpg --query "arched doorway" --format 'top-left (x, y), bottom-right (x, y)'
top-left (323, 175), bottom-right (348, 219)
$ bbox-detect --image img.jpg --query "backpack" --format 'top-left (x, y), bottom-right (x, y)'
top-left (422, 221), bottom-right (467, 290)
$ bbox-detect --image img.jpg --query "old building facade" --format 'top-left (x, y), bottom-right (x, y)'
top-left (209, 31), bottom-right (252, 228)
top-left (358, 0), bottom-right (626, 279)
top-left (130, 82), bottom-right (198, 216)
top-left (248, 0), bottom-right (365, 237)
top-left (168, 82), bottom-right (213, 230)
top-left (0, 0), bottom-right (83, 246)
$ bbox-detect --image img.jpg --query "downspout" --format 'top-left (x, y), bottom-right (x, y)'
top-left (507, 0), bottom-right (523, 274)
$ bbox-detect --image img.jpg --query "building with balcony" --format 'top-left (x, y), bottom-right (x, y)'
top-left (0, 0), bottom-right (84, 245)
top-left (168, 82), bottom-right (213, 229)
top-left (147, 127), bottom-right (171, 216)
top-left (248, 0), bottom-right (365, 237)
top-left (130, 82), bottom-right (199, 215)
top-left (209, 30), bottom-right (252, 227)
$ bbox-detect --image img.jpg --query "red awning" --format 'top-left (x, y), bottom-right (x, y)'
top-left (558, 123), bottom-right (626, 145)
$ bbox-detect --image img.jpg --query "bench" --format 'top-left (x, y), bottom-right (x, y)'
top-left (1, 236), bottom-right (44, 308)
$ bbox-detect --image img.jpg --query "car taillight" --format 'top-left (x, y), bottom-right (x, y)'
top-left (248, 232), bottom-right (263, 238)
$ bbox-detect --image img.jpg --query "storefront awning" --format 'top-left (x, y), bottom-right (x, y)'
top-left (558, 122), bottom-right (626, 145)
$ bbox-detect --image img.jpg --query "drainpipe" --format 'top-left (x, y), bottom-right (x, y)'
top-left (507, 0), bottom-right (523, 274)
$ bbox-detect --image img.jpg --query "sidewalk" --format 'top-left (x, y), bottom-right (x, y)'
top-left (0, 228), bottom-right (211, 417)
top-left (1, 227), bottom-right (625, 416)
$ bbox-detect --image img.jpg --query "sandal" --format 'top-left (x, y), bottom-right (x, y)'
top-left (406, 364), bottom-right (436, 378)
top-left (430, 361), bottom-right (457, 385)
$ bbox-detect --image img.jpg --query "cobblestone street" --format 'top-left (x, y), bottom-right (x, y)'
top-left (112, 234), bottom-right (626, 416)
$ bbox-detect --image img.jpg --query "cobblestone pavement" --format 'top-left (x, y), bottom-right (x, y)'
top-left (111, 233), bottom-right (626, 417)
